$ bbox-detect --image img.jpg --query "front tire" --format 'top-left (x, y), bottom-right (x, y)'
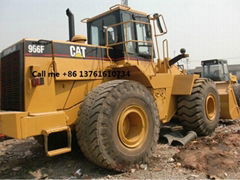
top-left (75, 80), bottom-right (160, 171)
top-left (177, 79), bottom-right (220, 136)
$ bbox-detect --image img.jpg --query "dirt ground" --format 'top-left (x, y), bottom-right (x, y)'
top-left (0, 119), bottom-right (240, 179)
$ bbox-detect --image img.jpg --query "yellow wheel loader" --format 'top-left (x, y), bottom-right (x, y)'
top-left (201, 59), bottom-right (240, 119)
top-left (0, 4), bottom-right (239, 171)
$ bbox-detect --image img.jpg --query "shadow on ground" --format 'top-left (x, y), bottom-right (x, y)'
top-left (0, 139), bottom-right (119, 179)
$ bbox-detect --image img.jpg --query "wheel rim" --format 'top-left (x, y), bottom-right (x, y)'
top-left (117, 105), bottom-right (148, 148)
top-left (205, 93), bottom-right (216, 121)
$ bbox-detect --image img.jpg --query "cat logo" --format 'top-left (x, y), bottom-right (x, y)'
top-left (70, 46), bottom-right (86, 58)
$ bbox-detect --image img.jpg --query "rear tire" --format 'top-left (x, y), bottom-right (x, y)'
top-left (177, 79), bottom-right (220, 136)
top-left (75, 80), bottom-right (160, 171)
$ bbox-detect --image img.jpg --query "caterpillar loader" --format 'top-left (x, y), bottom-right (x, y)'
top-left (0, 4), bottom-right (239, 171)
top-left (201, 59), bottom-right (240, 119)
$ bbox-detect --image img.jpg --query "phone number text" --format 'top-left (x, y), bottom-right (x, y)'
top-left (63, 71), bottom-right (130, 78)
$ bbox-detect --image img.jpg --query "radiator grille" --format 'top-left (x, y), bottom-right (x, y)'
top-left (1, 51), bottom-right (24, 111)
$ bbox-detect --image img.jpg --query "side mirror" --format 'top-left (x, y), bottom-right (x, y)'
top-left (153, 13), bottom-right (167, 35)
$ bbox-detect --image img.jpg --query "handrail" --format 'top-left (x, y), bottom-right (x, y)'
top-left (152, 18), bottom-right (161, 61)
top-left (109, 4), bottom-right (130, 10)
top-left (81, 18), bottom-right (89, 23)
top-left (107, 40), bottom-right (153, 47)
top-left (162, 39), bottom-right (169, 59)
top-left (107, 20), bottom-right (150, 29)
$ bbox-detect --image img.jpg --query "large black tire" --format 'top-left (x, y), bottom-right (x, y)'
top-left (75, 80), bottom-right (160, 171)
top-left (177, 78), bottom-right (220, 136)
top-left (233, 84), bottom-right (240, 106)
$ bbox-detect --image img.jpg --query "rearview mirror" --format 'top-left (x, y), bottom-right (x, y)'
top-left (153, 13), bottom-right (167, 35)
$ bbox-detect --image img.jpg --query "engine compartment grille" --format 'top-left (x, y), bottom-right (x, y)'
top-left (1, 51), bottom-right (24, 111)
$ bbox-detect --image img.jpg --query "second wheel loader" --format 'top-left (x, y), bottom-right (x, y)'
top-left (201, 59), bottom-right (240, 118)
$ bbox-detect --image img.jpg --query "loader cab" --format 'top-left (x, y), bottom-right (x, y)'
top-left (86, 5), bottom-right (153, 61)
top-left (201, 59), bottom-right (230, 81)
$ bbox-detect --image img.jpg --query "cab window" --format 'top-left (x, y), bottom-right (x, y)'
top-left (124, 23), bottom-right (134, 54)
top-left (223, 63), bottom-right (230, 81)
top-left (136, 23), bottom-right (151, 56)
top-left (91, 25), bottom-right (99, 45)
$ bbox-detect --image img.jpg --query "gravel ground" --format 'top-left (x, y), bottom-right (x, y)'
top-left (0, 119), bottom-right (239, 179)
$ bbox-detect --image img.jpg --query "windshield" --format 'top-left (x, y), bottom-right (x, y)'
top-left (203, 64), bottom-right (224, 81)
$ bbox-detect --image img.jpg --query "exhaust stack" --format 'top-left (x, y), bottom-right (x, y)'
top-left (66, 8), bottom-right (75, 41)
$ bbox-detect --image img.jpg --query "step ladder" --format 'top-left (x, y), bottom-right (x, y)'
top-left (42, 126), bottom-right (72, 156)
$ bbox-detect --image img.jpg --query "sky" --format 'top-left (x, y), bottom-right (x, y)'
top-left (1, 0), bottom-right (240, 68)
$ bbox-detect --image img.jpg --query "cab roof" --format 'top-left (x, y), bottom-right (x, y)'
top-left (202, 59), bottom-right (228, 65)
top-left (86, 4), bottom-right (148, 23)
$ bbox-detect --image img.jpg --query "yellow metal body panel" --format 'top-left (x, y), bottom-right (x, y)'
top-left (150, 73), bottom-right (177, 123)
top-left (154, 89), bottom-right (176, 123)
top-left (172, 74), bottom-right (199, 95)
top-left (21, 111), bottom-right (66, 138)
top-left (55, 81), bottom-right (74, 109)
top-left (216, 82), bottom-right (240, 119)
top-left (64, 104), bottom-right (81, 125)
top-left (150, 74), bottom-right (174, 88)
top-left (167, 95), bottom-right (177, 122)
top-left (0, 111), bottom-right (66, 138)
top-left (0, 112), bottom-right (28, 138)
top-left (25, 57), bottom-right (57, 112)
top-left (54, 58), bottom-right (110, 80)
top-left (64, 80), bottom-right (102, 109)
